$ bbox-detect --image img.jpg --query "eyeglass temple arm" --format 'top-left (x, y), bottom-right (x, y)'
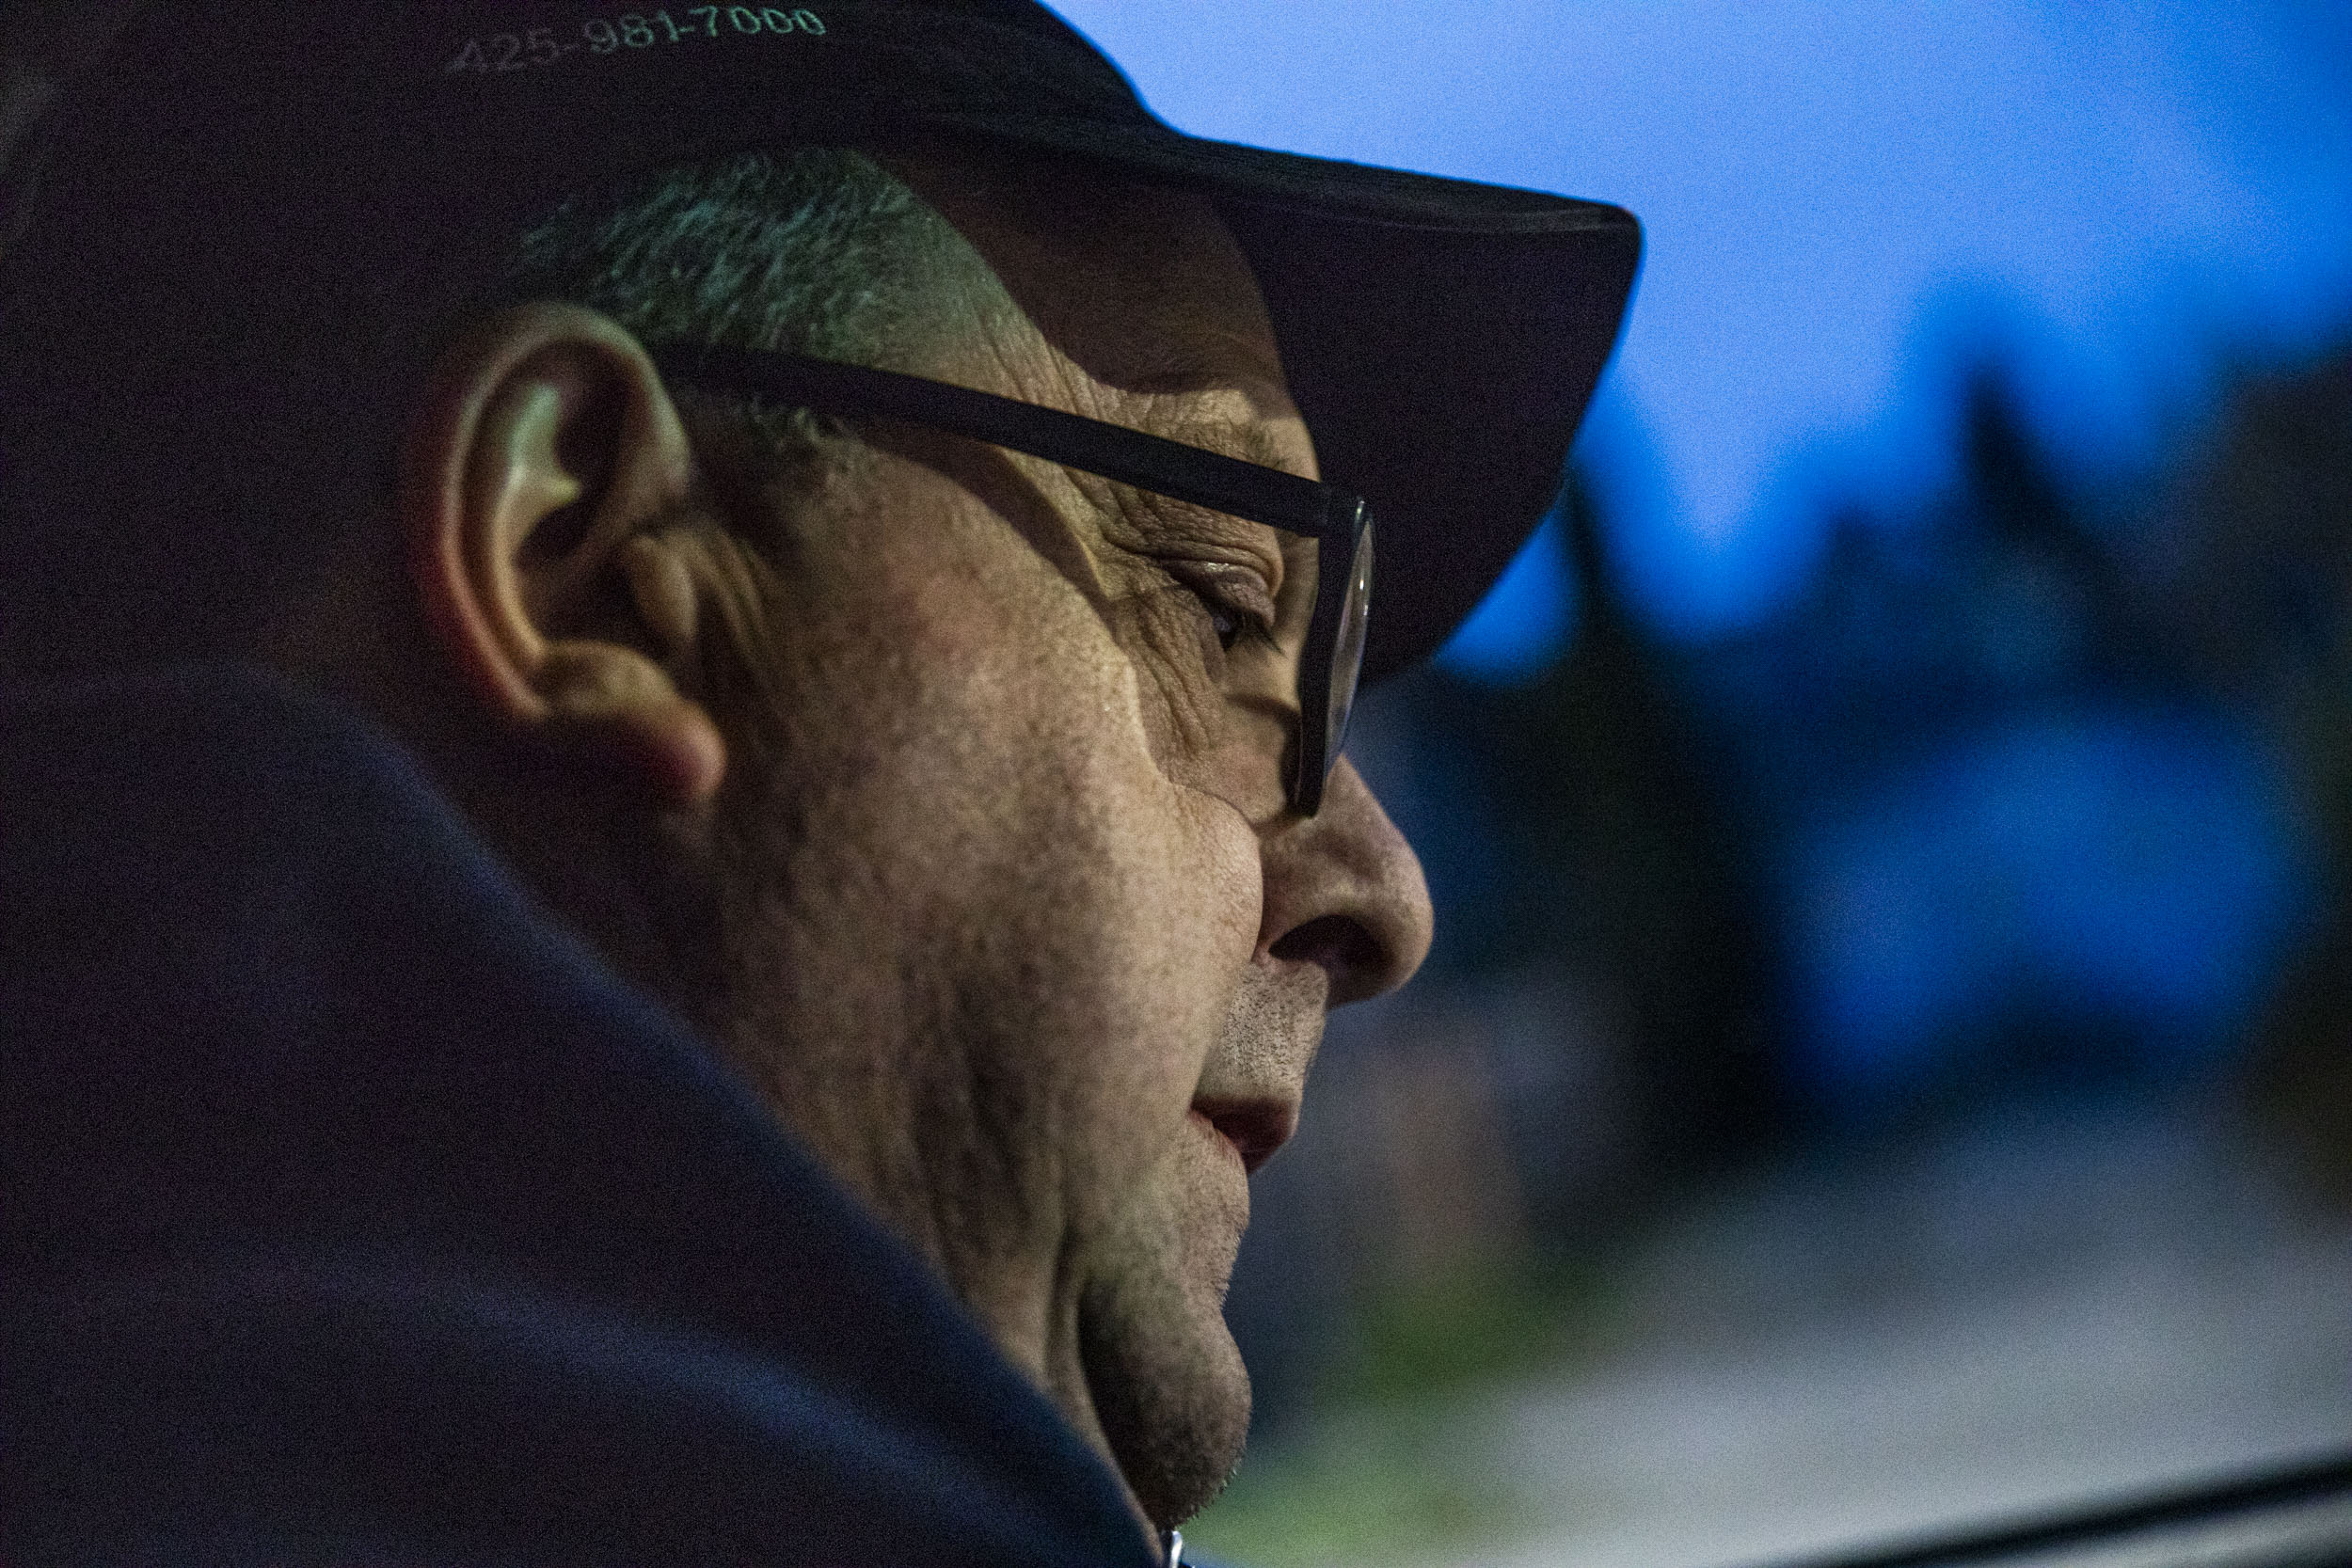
top-left (647, 342), bottom-right (1358, 541)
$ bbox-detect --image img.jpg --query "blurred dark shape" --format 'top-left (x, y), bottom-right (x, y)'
top-left (2159, 345), bottom-right (2352, 1209)
top-left (1681, 362), bottom-right (2313, 1122)
top-left (1386, 475), bottom-right (1782, 1205)
top-left (1512, 483), bottom-right (1784, 1186)
top-left (1959, 366), bottom-right (2177, 692)
top-left (2155, 347), bottom-right (2352, 691)
top-left (1705, 365), bottom-right (2169, 796)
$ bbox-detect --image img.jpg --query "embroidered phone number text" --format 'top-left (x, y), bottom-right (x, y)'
top-left (446, 8), bottom-right (826, 74)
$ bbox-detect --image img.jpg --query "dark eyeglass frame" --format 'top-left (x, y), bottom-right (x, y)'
top-left (644, 341), bottom-right (1373, 816)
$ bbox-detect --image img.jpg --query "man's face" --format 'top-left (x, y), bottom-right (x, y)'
top-left (673, 154), bottom-right (1434, 1528)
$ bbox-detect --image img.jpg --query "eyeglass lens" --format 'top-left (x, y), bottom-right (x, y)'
top-left (1319, 518), bottom-right (1373, 803)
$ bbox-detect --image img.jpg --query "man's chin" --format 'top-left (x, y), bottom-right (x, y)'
top-left (1078, 1273), bottom-right (1253, 1528)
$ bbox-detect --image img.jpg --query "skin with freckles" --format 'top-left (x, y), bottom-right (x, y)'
top-left (312, 147), bottom-right (1434, 1538)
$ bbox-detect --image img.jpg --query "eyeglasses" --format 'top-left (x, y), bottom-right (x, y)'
top-left (644, 341), bottom-right (1374, 817)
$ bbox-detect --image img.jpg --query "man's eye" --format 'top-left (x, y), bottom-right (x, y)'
top-left (1168, 563), bottom-right (1279, 654)
top-left (1199, 590), bottom-right (1269, 651)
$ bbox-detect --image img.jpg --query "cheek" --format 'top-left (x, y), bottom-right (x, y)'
top-left (878, 518), bottom-right (1265, 1204)
top-left (1115, 589), bottom-right (1233, 772)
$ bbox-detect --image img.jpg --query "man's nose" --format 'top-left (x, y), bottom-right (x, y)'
top-left (1257, 756), bottom-right (1434, 1006)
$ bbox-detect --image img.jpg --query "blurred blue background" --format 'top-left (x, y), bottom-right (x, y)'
top-left (1043, 4), bottom-right (2352, 1565)
top-left (1060, 0), bottom-right (2352, 638)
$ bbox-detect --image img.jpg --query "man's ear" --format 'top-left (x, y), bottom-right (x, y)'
top-left (401, 302), bottom-right (726, 809)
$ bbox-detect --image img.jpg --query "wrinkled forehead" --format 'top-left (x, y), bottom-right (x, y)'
top-left (880, 141), bottom-right (1293, 417)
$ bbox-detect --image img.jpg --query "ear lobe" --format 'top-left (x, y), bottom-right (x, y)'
top-left (402, 302), bottom-right (726, 809)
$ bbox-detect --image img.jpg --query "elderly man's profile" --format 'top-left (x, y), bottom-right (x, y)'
top-left (0, 2), bottom-right (1636, 1562)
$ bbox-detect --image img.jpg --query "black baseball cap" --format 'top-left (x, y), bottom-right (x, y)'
top-left (0, 0), bottom-right (1638, 684)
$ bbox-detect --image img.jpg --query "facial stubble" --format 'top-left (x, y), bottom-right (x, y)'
top-left (1077, 1116), bottom-right (1255, 1528)
top-left (668, 520), bottom-right (1265, 1531)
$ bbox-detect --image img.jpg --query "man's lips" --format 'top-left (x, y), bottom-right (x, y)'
top-left (1188, 1099), bottom-right (1298, 1176)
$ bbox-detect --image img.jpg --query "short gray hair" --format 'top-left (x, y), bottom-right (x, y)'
top-left (481, 144), bottom-right (1011, 511)
top-left (502, 146), bottom-right (992, 373)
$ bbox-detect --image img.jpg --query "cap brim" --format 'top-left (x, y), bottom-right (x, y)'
top-left (909, 112), bottom-right (1641, 685)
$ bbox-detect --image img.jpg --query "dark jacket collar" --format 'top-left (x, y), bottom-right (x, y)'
top-left (0, 662), bottom-right (1153, 1568)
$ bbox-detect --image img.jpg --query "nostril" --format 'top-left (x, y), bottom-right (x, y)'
top-left (1269, 913), bottom-right (1383, 1001)
top-left (1197, 1101), bottom-right (1297, 1175)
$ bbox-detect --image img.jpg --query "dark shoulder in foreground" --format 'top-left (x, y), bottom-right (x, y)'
top-left (0, 663), bottom-right (1157, 1568)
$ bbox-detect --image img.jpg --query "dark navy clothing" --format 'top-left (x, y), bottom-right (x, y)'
top-left (1, 665), bottom-right (1156, 1568)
